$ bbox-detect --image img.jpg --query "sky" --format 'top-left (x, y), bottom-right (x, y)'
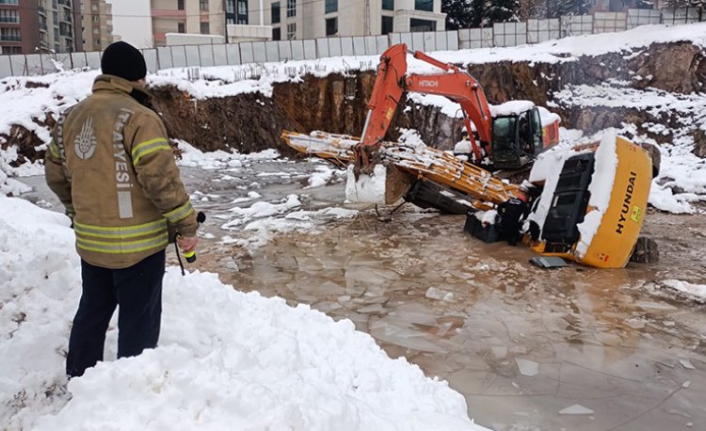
top-left (106, 0), bottom-right (153, 49)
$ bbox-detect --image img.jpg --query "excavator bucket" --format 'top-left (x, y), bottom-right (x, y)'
top-left (281, 131), bottom-right (412, 205)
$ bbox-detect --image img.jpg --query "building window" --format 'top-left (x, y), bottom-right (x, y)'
top-left (92, 15), bottom-right (99, 22)
top-left (91, 3), bottom-right (98, 11)
top-left (237, 0), bottom-right (248, 24)
top-left (200, 0), bottom-right (209, 11)
top-left (287, 22), bottom-right (296, 40)
top-left (2, 46), bottom-right (22, 54)
top-left (325, 17), bottom-right (337, 36)
top-left (272, 27), bottom-right (280, 40)
top-left (0, 9), bottom-right (20, 23)
top-left (271, 2), bottom-right (280, 23)
top-left (178, 0), bottom-right (185, 11)
top-left (410, 18), bottom-right (435, 32)
top-left (287, 0), bottom-right (295, 17)
top-left (381, 16), bottom-right (393, 34)
top-left (0, 27), bottom-right (21, 41)
top-left (200, 22), bottom-right (209, 34)
top-left (0, 0), bottom-right (20, 4)
top-left (382, 0), bottom-right (394, 10)
top-left (414, 0), bottom-right (432, 12)
top-left (325, 0), bottom-right (337, 13)
top-left (178, 22), bottom-right (185, 33)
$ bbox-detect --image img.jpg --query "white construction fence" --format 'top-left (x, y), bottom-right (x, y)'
top-left (0, 7), bottom-right (703, 79)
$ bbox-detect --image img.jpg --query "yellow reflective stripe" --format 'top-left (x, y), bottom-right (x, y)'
top-left (74, 219), bottom-right (167, 239)
top-left (76, 233), bottom-right (168, 254)
top-left (48, 141), bottom-right (60, 158)
top-left (132, 138), bottom-right (170, 164)
top-left (164, 201), bottom-right (194, 224)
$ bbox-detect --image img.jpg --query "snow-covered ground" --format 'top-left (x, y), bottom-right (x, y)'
top-left (0, 195), bottom-right (484, 430)
top-left (2, 24), bottom-right (706, 213)
top-left (1, 29), bottom-right (705, 431)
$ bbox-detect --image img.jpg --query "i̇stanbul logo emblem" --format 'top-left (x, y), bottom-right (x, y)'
top-left (74, 118), bottom-right (97, 160)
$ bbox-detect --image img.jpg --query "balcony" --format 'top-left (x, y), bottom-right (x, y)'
top-left (151, 9), bottom-right (187, 19)
top-left (38, 5), bottom-right (46, 15)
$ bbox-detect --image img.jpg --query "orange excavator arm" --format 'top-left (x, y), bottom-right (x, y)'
top-left (356, 43), bottom-right (494, 171)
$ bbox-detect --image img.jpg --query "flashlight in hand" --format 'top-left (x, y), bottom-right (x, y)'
top-left (178, 212), bottom-right (206, 263)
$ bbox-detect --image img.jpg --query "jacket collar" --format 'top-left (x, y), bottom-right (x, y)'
top-left (92, 74), bottom-right (151, 105)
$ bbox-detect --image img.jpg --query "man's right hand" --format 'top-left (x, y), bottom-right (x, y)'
top-left (177, 236), bottom-right (199, 253)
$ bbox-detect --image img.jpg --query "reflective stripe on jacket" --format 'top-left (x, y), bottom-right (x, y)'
top-left (45, 75), bottom-right (198, 269)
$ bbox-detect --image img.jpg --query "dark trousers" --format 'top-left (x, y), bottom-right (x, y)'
top-left (66, 250), bottom-right (165, 378)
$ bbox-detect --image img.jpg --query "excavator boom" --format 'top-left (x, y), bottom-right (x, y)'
top-left (357, 44), bottom-right (493, 169)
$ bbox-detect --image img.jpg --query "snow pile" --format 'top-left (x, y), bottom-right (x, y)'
top-left (218, 197), bottom-right (359, 250)
top-left (660, 279), bottom-right (706, 303)
top-left (175, 139), bottom-right (280, 169)
top-left (221, 194), bottom-right (303, 229)
top-left (474, 209), bottom-right (498, 225)
top-left (555, 83), bottom-right (706, 213)
top-left (306, 164), bottom-right (336, 188)
top-left (490, 101), bottom-right (535, 117)
top-left (0, 195), bottom-right (482, 431)
top-left (345, 164), bottom-right (388, 204)
top-left (398, 128), bottom-right (427, 149)
top-left (0, 166), bottom-right (31, 196)
top-left (575, 129), bottom-right (619, 258)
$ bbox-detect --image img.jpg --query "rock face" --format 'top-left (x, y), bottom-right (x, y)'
top-left (2, 39), bottom-right (705, 164)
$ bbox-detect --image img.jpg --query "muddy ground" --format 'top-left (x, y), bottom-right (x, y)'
top-left (179, 162), bottom-right (706, 431)
top-left (22, 160), bottom-right (706, 431)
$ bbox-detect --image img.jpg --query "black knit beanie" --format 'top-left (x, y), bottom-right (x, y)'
top-left (101, 41), bottom-right (147, 82)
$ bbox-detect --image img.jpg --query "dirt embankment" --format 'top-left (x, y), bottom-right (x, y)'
top-left (2, 41), bottom-right (705, 164)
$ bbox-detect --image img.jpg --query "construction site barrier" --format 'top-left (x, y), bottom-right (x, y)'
top-left (0, 7), bottom-right (703, 79)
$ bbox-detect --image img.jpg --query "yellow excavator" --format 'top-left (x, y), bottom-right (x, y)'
top-left (281, 44), bottom-right (655, 269)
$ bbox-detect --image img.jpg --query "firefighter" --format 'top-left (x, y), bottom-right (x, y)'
top-left (45, 41), bottom-right (199, 378)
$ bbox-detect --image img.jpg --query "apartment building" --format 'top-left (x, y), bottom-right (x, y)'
top-left (262, 0), bottom-right (445, 40)
top-left (0, 0), bottom-right (81, 55)
top-left (81, 0), bottom-right (113, 52)
top-left (151, 0), bottom-right (226, 46)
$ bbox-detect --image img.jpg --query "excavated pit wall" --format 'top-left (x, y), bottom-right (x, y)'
top-left (2, 41), bottom-right (705, 166)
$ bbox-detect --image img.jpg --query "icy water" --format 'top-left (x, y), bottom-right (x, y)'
top-left (23, 162), bottom-right (706, 431)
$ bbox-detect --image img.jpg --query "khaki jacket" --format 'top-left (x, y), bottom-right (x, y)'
top-left (45, 75), bottom-right (198, 269)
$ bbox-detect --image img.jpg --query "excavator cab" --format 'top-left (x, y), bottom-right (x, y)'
top-left (491, 108), bottom-right (544, 170)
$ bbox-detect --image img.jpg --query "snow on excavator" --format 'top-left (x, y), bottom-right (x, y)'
top-left (281, 44), bottom-right (656, 269)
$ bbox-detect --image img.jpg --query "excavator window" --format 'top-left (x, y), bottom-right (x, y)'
top-left (530, 108), bottom-right (543, 155)
top-left (518, 112), bottom-right (531, 154)
top-left (491, 117), bottom-right (517, 151)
